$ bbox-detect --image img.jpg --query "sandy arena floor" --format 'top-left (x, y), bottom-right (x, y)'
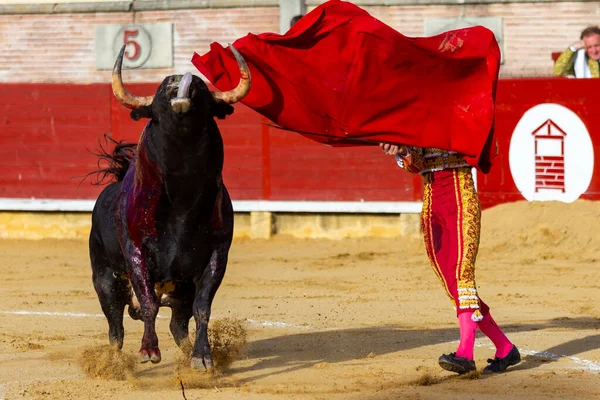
top-left (1, 200), bottom-right (599, 399)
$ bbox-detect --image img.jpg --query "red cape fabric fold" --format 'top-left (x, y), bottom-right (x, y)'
top-left (192, 0), bottom-right (500, 173)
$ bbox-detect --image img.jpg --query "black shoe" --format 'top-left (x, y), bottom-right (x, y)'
top-left (438, 352), bottom-right (477, 374)
top-left (483, 345), bottom-right (521, 373)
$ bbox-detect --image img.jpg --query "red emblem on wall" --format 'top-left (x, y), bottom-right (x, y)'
top-left (532, 119), bottom-right (566, 193)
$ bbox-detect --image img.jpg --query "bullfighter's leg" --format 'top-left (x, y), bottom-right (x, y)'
top-left (123, 241), bottom-right (162, 364)
top-left (90, 252), bottom-right (129, 349)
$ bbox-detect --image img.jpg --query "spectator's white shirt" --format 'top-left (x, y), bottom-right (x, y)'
top-left (572, 47), bottom-right (592, 78)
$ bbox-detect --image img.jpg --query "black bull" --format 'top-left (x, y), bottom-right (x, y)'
top-left (89, 45), bottom-right (250, 371)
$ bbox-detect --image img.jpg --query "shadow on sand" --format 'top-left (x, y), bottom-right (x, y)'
top-left (229, 317), bottom-right (600, 383)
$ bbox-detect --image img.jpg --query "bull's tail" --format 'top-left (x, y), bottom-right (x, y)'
top-left (89, 134), bottom-right (136, 184)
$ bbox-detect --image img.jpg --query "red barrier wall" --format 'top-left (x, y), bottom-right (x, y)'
top-left (0, 84), bottom-right (111, 199)
top-left (1, 78), bottom-right (599, 209)
top-left (0, 83), bottom-right (419, 204)
top-left (477, 78), bottom-right (600, 209)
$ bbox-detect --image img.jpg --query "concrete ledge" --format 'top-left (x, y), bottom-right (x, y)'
top-left (0, 211), bottom-right (422, 240)
top-left (0, 198), bottom-right (423, 214)
top-left (0, 0), bottom-right (277, 14)
top-left (310, 0), bottom-right (596, 5)
top-left (0, 2), bottom-right (130, 14)
top-left (0, 212), bottom-right (92, 240)
top-left (250, 211), bottom-right (273, 239)
top-left (134, 0), bottom-right (278, 12)
top-left (273, 212), bottom-right (420, 239)
top-left (0, 0), bottom-right (588, 15)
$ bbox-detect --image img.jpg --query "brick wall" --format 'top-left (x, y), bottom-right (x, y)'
top-left (0, 1), bottom-right (598, 82)
top-left (352, 2), bottom-right (600, 78)
top-left (0, 7), bottom-right (280, 83)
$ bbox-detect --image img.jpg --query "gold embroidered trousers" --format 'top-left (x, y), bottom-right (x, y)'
top-left (421, 167), bottom-right (489, 319)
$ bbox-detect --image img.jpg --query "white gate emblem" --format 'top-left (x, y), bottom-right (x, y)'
top-left (509, 103), bottom-right (594, 202)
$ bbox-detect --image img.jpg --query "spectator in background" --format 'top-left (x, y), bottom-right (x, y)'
top-left (554, 26), bottom-right (600, 78)
top-left (290, 14), bottom-right (303, 29)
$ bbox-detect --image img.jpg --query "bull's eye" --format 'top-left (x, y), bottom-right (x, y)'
top-left (165, 86), bottom-right (177, 99)
top-left (165, 78), bottom-right (180, 99)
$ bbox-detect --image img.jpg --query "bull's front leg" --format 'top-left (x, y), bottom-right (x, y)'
top-left (124, 241), bottom-right (161, 364)
top-left (190, 245), bottom-right (228, 372)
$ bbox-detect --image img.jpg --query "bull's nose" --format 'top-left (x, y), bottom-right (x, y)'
top-left (170, 72), bottom-right (193, 113)
top-left (171, 98), bottom-right (191, 113)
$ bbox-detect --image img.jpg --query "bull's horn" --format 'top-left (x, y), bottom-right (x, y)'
top-left (112, 45), bottom-right (154, 109)
top-left (212, 44), bottom-right (251, 104)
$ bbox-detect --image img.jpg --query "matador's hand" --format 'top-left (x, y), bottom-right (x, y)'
top-left (380, 143), bottom-right (408, 156)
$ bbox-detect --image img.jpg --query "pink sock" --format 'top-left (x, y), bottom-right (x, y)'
top-left (455, 312), bottom-right (477, 360)
top-left (478, 313), bottom-right (513, 358)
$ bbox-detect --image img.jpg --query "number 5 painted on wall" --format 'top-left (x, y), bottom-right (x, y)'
top-left (123, 30), bottom-right (141, 61)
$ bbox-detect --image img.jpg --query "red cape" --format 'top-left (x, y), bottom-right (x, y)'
top-left (192, 0), bottom-right (500, 173)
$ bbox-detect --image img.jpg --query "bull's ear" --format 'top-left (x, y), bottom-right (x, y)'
top-left (212, 102), bottom-right (234, 120)
top-left (130, 106), bottom-right (153, 121)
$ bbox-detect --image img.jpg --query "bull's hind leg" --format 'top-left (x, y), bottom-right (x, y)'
top-left (163, 282), bottom-right (195, 356)
top-left (91, 254), bottom-right (129, 349)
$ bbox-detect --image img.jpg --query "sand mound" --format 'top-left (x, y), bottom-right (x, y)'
top-left (164, 318), bottom-right (247, 391)
top-left (209, 317), bottom-right (248, 371)
top-left (480, 200), bottom-right (600, 261)
top-left (79, 345), bottom-right (136, 380)
top-left (77, 318), bottom-right (247, 385)
top-left (173, 365), bottom-right (237, 390)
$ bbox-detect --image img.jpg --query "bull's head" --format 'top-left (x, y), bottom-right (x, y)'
top-left (111, 44), bottom-right (251, 133)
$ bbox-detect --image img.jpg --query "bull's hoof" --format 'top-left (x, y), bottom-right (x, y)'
top-left (190, 356), bottom-right (214, 374)
top-left (139, 348), bottom-right (161, 364)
